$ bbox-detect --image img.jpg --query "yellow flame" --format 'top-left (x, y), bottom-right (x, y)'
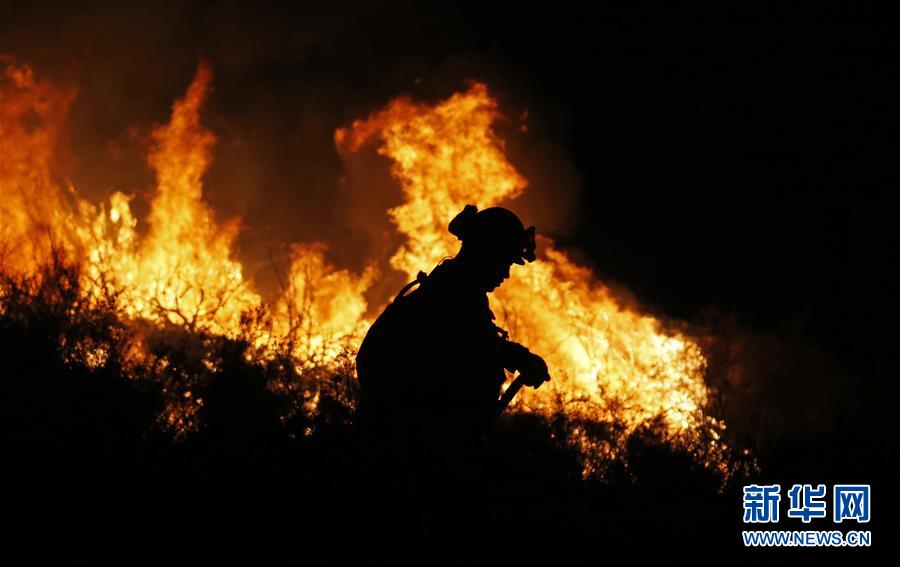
top-left (337, 82), bottom-right (728, 475)
top-left (1, 58), bottom-right (730, 476)
top-left (0, 55), bottom-right (80, 274)
top-left (1, 58), bottom-right (374, 428)
top-left (270, 243), bottom-right (375, 371)
top-left (104, 62), bottom-right (260, 335)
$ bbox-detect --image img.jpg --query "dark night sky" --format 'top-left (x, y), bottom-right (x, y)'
top-left (2, 1), bottom-right (897, 396)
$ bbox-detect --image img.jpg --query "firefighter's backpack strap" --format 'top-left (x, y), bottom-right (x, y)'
top-left (392, 270), bottom-right (428, 303)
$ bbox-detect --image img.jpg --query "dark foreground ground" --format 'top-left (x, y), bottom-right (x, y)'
top-left (2, 286), bottom-right (893, 563)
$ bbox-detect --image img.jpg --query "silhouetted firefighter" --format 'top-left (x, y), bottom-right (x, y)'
top-left (355, 204), bottom-right (550, 557)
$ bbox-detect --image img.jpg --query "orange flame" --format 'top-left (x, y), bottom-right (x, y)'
top-left (337, 82), bottom-right (729, 476)
top-left (0, 55), bottom-right (79, 274)
top-left (1, 58), bottom-right (374, 430)
top-left (79, 61), bottom-right (262, 335)
top-left (1, 58), bottom-right (731, 476)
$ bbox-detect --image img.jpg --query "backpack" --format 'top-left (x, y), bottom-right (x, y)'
top-left (355, 271), bottom-right (429, 401)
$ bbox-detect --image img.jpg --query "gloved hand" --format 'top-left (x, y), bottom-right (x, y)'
top-left (500, 341), bottom-right (551, 388)
top-left (518, 351), bottom-right (550, 388)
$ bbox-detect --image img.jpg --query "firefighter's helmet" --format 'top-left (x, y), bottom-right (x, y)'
top-left (448, 204), bottom-right (536, 265)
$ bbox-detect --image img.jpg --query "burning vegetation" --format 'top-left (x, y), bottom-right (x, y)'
top-left (0, 56), bottom-right (749, 481)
